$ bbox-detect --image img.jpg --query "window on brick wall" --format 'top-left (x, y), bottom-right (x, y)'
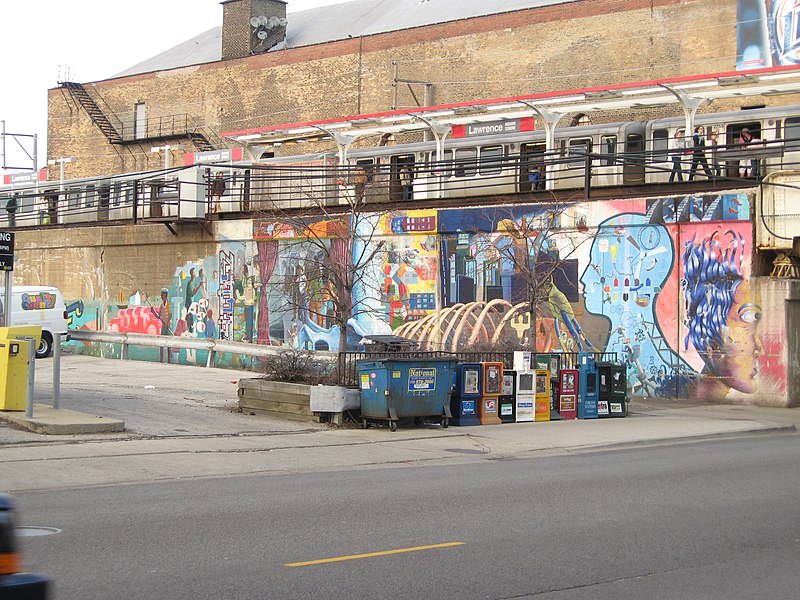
top-left (571, 113), bottom-right (592, 127)
top-left (134, 103), bottom-right (146, 140)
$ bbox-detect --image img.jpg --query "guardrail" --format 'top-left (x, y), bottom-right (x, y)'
top-left (67, 330), bottom-right (337, 368)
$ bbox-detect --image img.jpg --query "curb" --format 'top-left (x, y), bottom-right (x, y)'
top-left (0, 405), bottom-right (125, 435)
top-left (561, 424), bottom-right (798, 453)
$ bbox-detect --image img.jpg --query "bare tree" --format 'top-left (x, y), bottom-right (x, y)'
top-left (472, 199), bottom-right (597, 353)
top-left (249, 162), bottom-right (389, 355)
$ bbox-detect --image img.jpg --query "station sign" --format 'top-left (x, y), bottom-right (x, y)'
top-left (451, 117), bottom-right (535, 139)
top-left (2, 169), bottom-right (48, 185)
top-left (183, 147), bottom-right (245, 166)
top-left (0, 231), bottom-right (14, 271)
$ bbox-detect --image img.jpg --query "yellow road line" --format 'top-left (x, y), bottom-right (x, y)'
top-left (285, 542), bottom-right (465, 567)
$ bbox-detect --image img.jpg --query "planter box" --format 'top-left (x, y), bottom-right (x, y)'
top-left (237, 379), bottom-right (317, 422)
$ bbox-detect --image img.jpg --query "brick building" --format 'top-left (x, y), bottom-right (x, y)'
top-left (48, 0), bottom-right (743, 178)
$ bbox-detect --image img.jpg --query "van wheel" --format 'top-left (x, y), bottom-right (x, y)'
top-left (36, 332), bottom-right (53, 359)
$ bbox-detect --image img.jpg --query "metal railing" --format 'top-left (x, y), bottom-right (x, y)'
top-left (337, 350), bottom-right (620, 387)
top-left (67, 330), bottom-right (337, 368)
top-left (118, 114), bottom-right (197, 142)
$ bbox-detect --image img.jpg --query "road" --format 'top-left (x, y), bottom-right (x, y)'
top-left (15, 434), bottom-right (800, 600)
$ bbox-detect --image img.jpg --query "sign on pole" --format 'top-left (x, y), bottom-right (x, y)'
top-left (0, 231), bottom-right (13, 271)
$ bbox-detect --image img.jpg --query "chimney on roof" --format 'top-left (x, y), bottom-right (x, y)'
top-left (221, 0), bottom-right (287, 60)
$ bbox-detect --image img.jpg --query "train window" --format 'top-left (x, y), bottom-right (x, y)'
top-left (17, 194), bottom-right (32, 214)
top-left (433, 150), bottom-right (453, 177)
top-left (85, 185), bottom-right (96, 208)
top-left (652, 129), bottom-right (669, 158)
top-left (479, 146), bottom-right (503, 175)
top-left (66, 189), bottom-right (81, 211)
top-left (566, 138), bottom-right (592, 166)
top-left (110, 184), bottom-right (121, 207)
top-left (727, 122), bottom-right (761, 145)
top-left (433, 150), bottom-right (454, 178)
top-left (600, 135), bottom-right (617, 166)
top-left (355, 158), bottom-right (375, 182)
top-left (784, 118), bottom-right (800, 150)
top-left (454, 148), bottom-right (478, 178)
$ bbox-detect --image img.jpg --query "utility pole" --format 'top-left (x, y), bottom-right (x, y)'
top-left (1, 120), bottom-right (38, 171)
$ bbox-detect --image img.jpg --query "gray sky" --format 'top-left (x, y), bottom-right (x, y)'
top-left (0, 0), bottom-right (345, 176)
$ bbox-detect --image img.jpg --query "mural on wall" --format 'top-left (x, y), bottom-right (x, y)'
top-left (679, 226), bottom-right (762, 400)
top-left (64, 192), bottom-right (788, 402)
top-left (409, 203), bottom-right (595, 353)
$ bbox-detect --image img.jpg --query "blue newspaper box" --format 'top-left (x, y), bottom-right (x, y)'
top-left (358, 358), bottom-right (458, 431)
top-left (577, 353), bottom-right (599, 419)
top-left (450, 363), bottom-right (482, 426)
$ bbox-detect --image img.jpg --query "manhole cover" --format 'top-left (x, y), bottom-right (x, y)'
top-left (16, 527), bottom-right (61, 537)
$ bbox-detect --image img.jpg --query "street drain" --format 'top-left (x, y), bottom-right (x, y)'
top-left (16, 527), bottom-right (61, 537)
top-left (445, 448), bottom-right (487, 454)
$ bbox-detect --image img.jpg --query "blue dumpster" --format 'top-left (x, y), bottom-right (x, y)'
top-left (357, 358), bottom-right (458, 431)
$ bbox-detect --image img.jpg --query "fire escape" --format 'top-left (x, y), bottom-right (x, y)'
top-left (59, 81), bottom-right (223, 151)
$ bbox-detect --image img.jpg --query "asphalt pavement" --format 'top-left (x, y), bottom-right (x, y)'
top-left (1, 354), bottom-right (798, 494)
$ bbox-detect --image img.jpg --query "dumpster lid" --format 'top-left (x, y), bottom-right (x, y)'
top-left (360, 335), bottom-right (418, 351)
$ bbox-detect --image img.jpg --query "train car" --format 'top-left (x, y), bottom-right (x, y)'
top-left (645, 104), bottom-right (800, 184)
top-left (7, 101), bottom-right (800, 230)
top-left (340, 119), bottom-right (645, 201)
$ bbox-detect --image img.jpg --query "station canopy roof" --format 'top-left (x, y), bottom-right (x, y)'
top-left (222, 66), bottom-right (800, 148)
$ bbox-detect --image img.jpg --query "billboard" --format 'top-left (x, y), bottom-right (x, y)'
top-left (737, 0), bottom-right (800, 69)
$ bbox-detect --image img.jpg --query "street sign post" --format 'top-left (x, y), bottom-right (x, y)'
top-left (0, 231), bottom-right (14, 328)
top-left (0, 231), bottom-right (14, 271)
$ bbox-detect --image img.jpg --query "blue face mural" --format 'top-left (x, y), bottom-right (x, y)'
top-left (580, 213), bottom-right (691, 396)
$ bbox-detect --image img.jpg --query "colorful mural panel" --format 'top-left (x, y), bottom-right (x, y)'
top-left (63, 192), bottom-right (788, 403)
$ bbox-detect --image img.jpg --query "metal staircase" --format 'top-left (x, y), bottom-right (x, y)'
top-left (188, 130), bottom-right (216, 152)
top-left (60, 81), bottom-right (123, 144)
top-left (60, 82), bottom-right (228, 153)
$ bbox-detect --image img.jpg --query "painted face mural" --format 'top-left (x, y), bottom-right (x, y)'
top-left (581, 212), bottom-right (691, 397)
top-left (682, 230), bottom-right (763, 396)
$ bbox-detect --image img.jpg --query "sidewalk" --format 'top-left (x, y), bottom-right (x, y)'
top-left (0, 355), bottom-right (797, 493)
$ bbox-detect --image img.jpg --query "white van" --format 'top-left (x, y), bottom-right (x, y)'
top-left (0, 286), bottom-right (69, 358)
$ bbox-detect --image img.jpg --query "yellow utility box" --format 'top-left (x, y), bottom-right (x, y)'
top-left (0, 326), bottom-right (42, 350)
top-left (0, 337), bottom-right (31, 411)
